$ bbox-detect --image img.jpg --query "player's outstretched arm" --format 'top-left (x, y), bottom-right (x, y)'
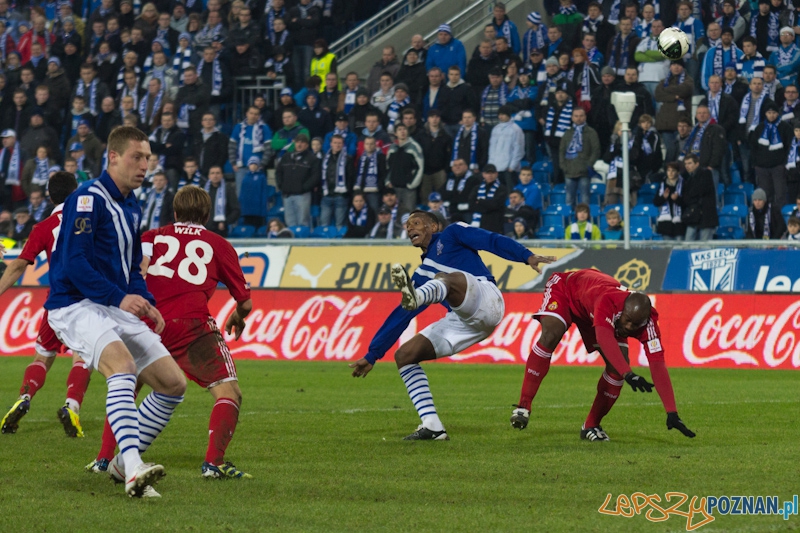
top-left (666, 412), bottom-right (696, 438)
top-left (349, 358), bottom-right (373, 378)
top-left (450, 222), bottom-right (556, 270)
top-left (0, 258), bottom-right (30, 297)
top-left (348, 304), bottom-right (426, 378)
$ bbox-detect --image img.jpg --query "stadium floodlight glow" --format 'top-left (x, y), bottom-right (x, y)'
top-left (611, 92), bottom-right (637, 250)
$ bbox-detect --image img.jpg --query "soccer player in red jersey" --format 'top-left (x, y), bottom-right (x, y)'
top-left (511, 268), bottom-right (695, 441)
top-left (0, 172), bottom-right (92, 438)
top-left (88, 185), bottom-right (254, 478)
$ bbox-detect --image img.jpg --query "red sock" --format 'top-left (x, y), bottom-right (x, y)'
top-left (97, 417), bottom-right (118, 461)
top-left (66, 361), bottom-right (91, 407)
top-left (205, 398), bottom-right (240, 465)
top-left (649, 360), bottom-right (677, 412)
top-left (19, 361), bottom-right (48, 398)
top-left (584, 370), bottom-right (624, 428)
top-left (517, 342), bottom-right (553, 410)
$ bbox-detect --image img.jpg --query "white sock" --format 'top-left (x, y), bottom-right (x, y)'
top-left (65, 398), bottom-right (80, 414)
top-left (137, 391), bottom-right (184, 454)
top-left (399, 364), bottom-right (445, 432)
top-left (106, 373), bottom-right (142, 473)
top-left (414, 279), bottom-right (448, 306)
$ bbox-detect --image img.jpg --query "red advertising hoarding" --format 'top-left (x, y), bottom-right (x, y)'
top-left (1, 289), bottom-right (798, 369)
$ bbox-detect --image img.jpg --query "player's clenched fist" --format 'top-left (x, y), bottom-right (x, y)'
top-left (349, 358), bottom-right (373, 378)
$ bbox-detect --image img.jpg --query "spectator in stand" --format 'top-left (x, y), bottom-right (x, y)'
top-left (138, 77), bottom-right (165, 133)
top-left (349, 88), bottom-right (379, 133)
top-left (680, 153), bottom-right (718, 241)
top-left (385, 83), bottom-right (411, 135)
top-left (386, 124), bottom-right (423, 213)
top-left (716, 0), bottom-right (746, 43)
top-left (507, 217), bottom-right (533, 239)
top-left (655, 60), bottom-right (694, 154)
top-left (427, 192), bottom-right (448, 223)
top-left (2, 89), bottom-right (31, 137)
top-left (488, 105), bottom-right (524, 190)
top-left (416, 109), bottom-right (452, 203)
top-left (368, 204), bottom-right (402, 239)
top-left (267, 218), bottom-right (294, 238)
top-left (674, 0), bottom-right (704, 86)
top-left (276, 133), bottom-right (318, 227)
top-left (65, 119), bottom-right (102, 168)
top-left (504, 188), bottom-right (539, 234)
top-left (238, 157), bottom-right (269, 229)
top-left (606, 18), bottom-right (639, 76)
top-left (193, 9), bottom-right (227, 52)
top-left (426, 24), bottom-right (466, 79)
top-left (323, 113), bottom-right (357, 157)
top-left (589, 66), bottom-right (618, 154)
top-left (0, 129), bottom-right (22, 212)
top-left (564, 203), bottom-right (601, 240)
top-left (582, 4), bottom-right (615, 55)
top-left (783, 216), bottom-right (800, 240)
top-left (26, 186), bottom-right (52, 223)
top-left (545, 25), bottom-right (571, 58)
top-left (203, 165), bottom-right (240, 238)
top-left (441, 66), bottom-right (478, 137)
top-left (746, 187), bottom-right (786, 238)
top-left (552, 0), bottom-right (583, 50)
top-left (405, 34), bottom-right (427, 65)
top-left (724, 63), bottom-right (747, 101)
top-left (140, 172), bottom-right (174, 232)
top-left (737, 76), bottom-right (772, 183)
top-left (310, 38), bottom-right (337, 89)
top-left (397, 49), bottom-right (426, 106)
top-left (95, 96), bottom-right (122, 144)
top-left (197, 46), bottom-right (232, 115)
top-left (44, 58), bottom-right (72, 113)
top-left (21, 110), bottom-right (60, 164)
top-left (265, 46), bottom-right (295, 89)
top-left (379, 188), bottom-right (407, 228)
top-left (320, 134), bottom-right (354, 228)
top-left (689, 105), bottom-right (727, 190)
top-left (515, 167), bottom-right (543, 212)
top-left (787, 122), bottom-right (800, 203)
top-left (178, 157), bottom-right (206, 189)
top-left (339, 72), bottom-right (361, 115)
top-left (738, 36), bottom-right (766, 83)
top-left (780, 85), bottom-right (800, 123)
top-left (762, 65), bottom-right (785, 104)
top-left (11, 206), bottom-right (33, 240)
top-left (560, 107), bottom-right (600, 207)
top-left (750, 101), bottom-right (791, 206)
top-left (653, 161), bottom-right (686, 240)
top-left (298, 91), bottom-right (332, 140)
top-left (272, 108), bottom-right (311, 161)
top-left (491, 2), bottom-right (520, 55)
top-left (318, 72), bottom-right (340, 115)
top-left (469, 164), bottom-right (507, 234)
top-left (701, 27), bottom-right (743, 92)
top-left (702, 75), bottom-right (739, 183)
top-left (366, 47), bottom-right (400, 96)
top-left (480, 67), bottom-right (508, 129)
top-left (767, 26), bottom-right (800, 88)
top-left (581, 33), bottom-right (605, 70)
top-left (441, 157), bottom-right (479, 224)
top-left (344, 192), bottom-right (375, 238)
top-left (147, 112), bottom-right (185, 190)
top-left (523, 12), bottom-right (548, 62)
top-left (616, 67), bottom-right (655, 127)
top-left (508, 68), bottom-right (538, 163)
top-left (452, 109), bottom-right (489, 173)
top-left (602, 208), bottom-right (623, 240)
top-left (229, 106), bottom-right (273, 192)
top-left (370, 72), bottom-right (395, 115)
top-left (630, 113), bottom-right (663, 182)
top-left (71, 63), bottom-right (110, 117)
top-left (635, 4), bottom-right (656, 38)
top-left (667, 118), bottom-right (692, 165)
top-left (286, 0), bottom-right (321, 89)
top-left (356, 110), bottom-right (392, 159)
top-left (421, 68), bottom-right (447, 122)
top-left (21, 145), bottom-right (56, 198)
top-left (354, 135), bottom-right (386, 213)
top-left (635, 19), bottom-right (669, 100)
top-left (541, 82), bottom-right (574, 183)
top-left (494, 37), bottom-right (519, 69)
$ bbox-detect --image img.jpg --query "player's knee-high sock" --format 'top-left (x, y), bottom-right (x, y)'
top-left (415, 279), bottom-right (448, 306)
top-left (399, 364), bottom-right (444, 432)
top-left (106, 373), bottom-right (142, 472)
top-left (518, 342), bottom-right (553, 410)
top-left (205, 398), bottom-right (240, 465)
top-left (65, 361), bottom-right (91, 413)
top-left (19, 361), bottom-right (47, 399)
top-left (648, 360), bottom-right (677, 412)
top-left (137, 391), bottom-right (184, 454)
top-left (584, 370), bottom-right (624, 428)
top-left (97, 417), bottom-right (118, 461)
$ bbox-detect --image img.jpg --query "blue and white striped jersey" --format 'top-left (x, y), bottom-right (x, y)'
top-left (364, 222), bottom-right (533, 364)
top-left (45, 172), bottom-right (154, 310)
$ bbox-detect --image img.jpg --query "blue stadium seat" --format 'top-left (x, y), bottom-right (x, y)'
top-left (630, 225), bottom-right (654, 240)
top-left (548, 191), bottom-right (567, 206)
top-left (552, 183), bottom-right (566, 193)
top-left (639, 182), bottom-right (659, 196)
top-left (265, 185), bottom-right (276, 201)
top-left (716, 183), bottom-right (725, 201)
top-left (782, 204), bottom-right (796, 217)
top-left (719, 204), bottom-right (746, 225)
top-left (537, 181), bottom-right (551, 198)
top-left (590, 182), bottom-right (606, 197)
top-left (544, 204), bottom-right (573, 222)
top-left (637, 192), bottom-right (655, 206)
top-left (630, 214), bottom-right (652, 230)
top-left (726, 182), bottom-right (754, 203)
top-left (715, 226), bottom-right (745, 239)
top-left (337, 226), bottom-right (348, 237)
top-left (288, 225), bottom-right (311, 238)
top-left (311, 225), bottom-right (338, 238)
top-left (729, 166), bottom-right (742, 184)
top-left (723, 191), bottom-right (747, 207)
top-left (532, 160), bottom-right (552, 173)
top-left (632, 204), bottom-right (659, 221)
top-left (310, 205), bottom-right (321, 219)
top-left (588, 204), bottom-right (601, 221)
top-left (543, 214), bottom-right (566, 227)
top-left (229, 225), bottom-right (255, 238)
top-left (718, 215), bottom-right (742, 228)
top-left (535, 225), bottom-right (563, 239)
top-left (604, 203), bottom-right (624, 215)
top-left (254, 225), bottom-right (269, 237)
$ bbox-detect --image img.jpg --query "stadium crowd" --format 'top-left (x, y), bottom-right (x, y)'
top-left (0, 0), bottom-right (798, 242)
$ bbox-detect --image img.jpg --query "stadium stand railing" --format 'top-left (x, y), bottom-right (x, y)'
top-left (422, 0), bottom-right (494, 44)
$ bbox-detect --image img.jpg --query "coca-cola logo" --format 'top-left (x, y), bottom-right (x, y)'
top-left (0, 292), bottom-right (44, 353)
top-left (217, 295), bottom-right (370, 361)
top-left (683, 298), bottom-right (800, 367)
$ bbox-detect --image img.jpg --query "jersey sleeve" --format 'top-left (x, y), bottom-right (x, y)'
top-left (216, 239), bottom-right (250, 303)
top-left (634, 311), bottom-right (665, 363)
top-left (60, 193), bottom-right (129, 307)
top-left (634, 309), bottom-right (677, 412)
top-left (592, 294), bottom-right (633, 375)
top-left (141, 229), bottom-right (156, 258)
top-left (364, 304), bottom-right (427, 365)
top-left (449, 222), bottom-right (533, 264)
top-left (17, 222), bottom-right (49, 264)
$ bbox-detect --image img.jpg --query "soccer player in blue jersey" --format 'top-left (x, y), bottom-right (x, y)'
top-left (45, 127), bottom-right (187, 498)
top-left (349, 210), bottom-right (555, 440)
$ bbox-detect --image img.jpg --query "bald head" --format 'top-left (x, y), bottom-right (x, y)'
top-left (615, 292), bottom-right (652, 337)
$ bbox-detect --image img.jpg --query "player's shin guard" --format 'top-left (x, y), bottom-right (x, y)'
top-left (518, 342), bottom-right (553, 410)
top-left (65, 361), bottom-right (91, 413)
top-left (19, 361), bottom-right (47, 399)
top-left (399, 364), bottom-right (444, 432)
top-left (106, 373), bottom-right (142, 472)
top-left (415, 279), bottom-right (448, 306)
top-left (137, 391), bottom-right (184, 455)
top-left (205, 398), bottom-right (240, 465)
top-left (584, 370), bottom-right (624, 428)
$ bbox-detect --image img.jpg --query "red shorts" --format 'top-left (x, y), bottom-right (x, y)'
top-left (159, 317), bottom-right (237, 388)
top-left (36, 310), bottom-right (65, 357)
top-left (534, 272), bottom-right (626, 354)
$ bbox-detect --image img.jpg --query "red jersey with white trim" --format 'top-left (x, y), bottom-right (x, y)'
top-left (142, 223), bottom-right (250, 321)
top-left (562, 269), bottom-right (664, 360)
top-left (17, 204), bottom-right (64, 264)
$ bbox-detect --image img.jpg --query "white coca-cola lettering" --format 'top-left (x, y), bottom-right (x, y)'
top-left (0, 292), bottom-right (41, 353)
top-left (763, 301), bottom-right (800, 368)
top-left (684, 298), bottom-right (762, 366)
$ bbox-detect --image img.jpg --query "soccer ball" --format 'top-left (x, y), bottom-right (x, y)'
top-left (657, 28), bottom-right (690, 60)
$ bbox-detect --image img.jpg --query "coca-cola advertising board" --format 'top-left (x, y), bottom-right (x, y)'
top-left (2, 289), bottom-right (798, 370)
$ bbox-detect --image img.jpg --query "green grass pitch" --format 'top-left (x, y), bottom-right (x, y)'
top-left (0, 357), bottom-right (798, 532)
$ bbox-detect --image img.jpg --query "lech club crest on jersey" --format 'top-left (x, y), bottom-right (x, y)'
top-left (437, 240), bottom-right (443, 255)
top-left (688, 248), bottom-right (738, 291)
